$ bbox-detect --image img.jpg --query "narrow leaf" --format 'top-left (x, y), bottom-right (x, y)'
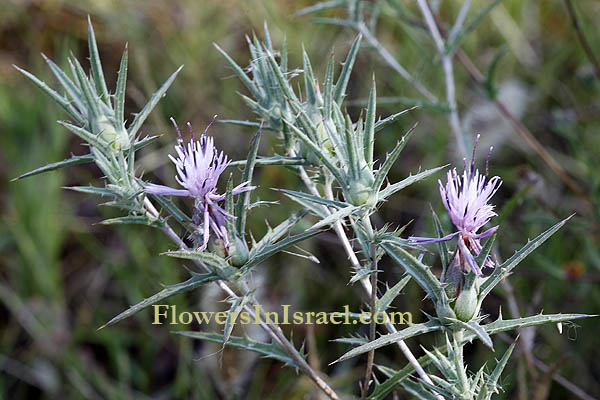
top-left (87, 16), bottom-right (110, 104)
top-left (375, 275), bottom-right (411, 315)
top-left (378, 165), bottom-right (447, 200)
top-left (333, 34), bottom-right (362, 104)
top-left (99, 272), bottom-right (218, 329)
top-left (128, 65), bottom-right (183, 138)
top-left (236, 129), bottom-right (261, 236)
top-left (115, 44), bottom-right (128, 126)
top-left (332, 320), bottom-right (443, 364)
top-left (373, 123), bottom-right (417, 193)
top-left (12, 154), bottom-right (93, 181)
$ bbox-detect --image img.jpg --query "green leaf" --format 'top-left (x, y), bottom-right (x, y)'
top-left (87, 16), bottom-right (110, 104)
top-left (364, 78), bottom-right (376, 165)
top-left (66, 185), bottom-right (118, 197)
top-left (431, 208), bottom-right (450, 277)
top-left (284, 121), bottom-right (345, 185)
top-left (302, 46), bottom-right (317, 104)
top-left (236, 129), bottom-right (261, 236)
top-left (333, 34), bottom-right (362, 104)
top-left (101, 215), bottom-right (164, 228)
top-left (373, 123), bottom-right (417, 193)
top-left (176, 331), bottom-right (302, 367)
top-left (479, 216), bottom-right (572, 300)
top-left (163, 250), bottom-right (236, 280)
top-left (12, 154), bottom-right (94, 181)
top-left (99, 272), bottom-right (219, 329)
top-left (375, 275), bottom-right (411, 315)
top-left (128, 65), bottom-right (183, 138)
top-left (250, 211), bottom-right (309, 257)
top-left (449, 319), bottom-right (494, 350)
top-left (308, 204), bottom-right (364, 230)
top-left (229, 155), bottom-right (310, 168)
top-left (151, 194), bottom-right (192, 225)
top-left (223, 293), bottom-right (252, 347)
top-left (381, 243), bottom-right (446, 304)
top-left (475, 232), bottom-right (496, 270)
top-left (243, 230), bottom-right (323, 272)
top-left (115, 44), bottom-right (128, 126)
top-left (373, 107), bottom-right (417, 134)
top-left (378, 165), bottom-right (447, 200)
top-left (57, 121), bottom-right (105, 148)
top-left (70, 55), bottom-right (100, 117)
top-left (332, 320), bottom-right (443, 364)
top-left (14, 64), bottom-right (84, 125)
top-left (477, 340), bottom-right (516, 400)
top-left (478, 313), bottom-right (594, 338)
top-left (214, 44), bottom-right (261, 100)
top-left (278, 189), bottom-right (349, 209)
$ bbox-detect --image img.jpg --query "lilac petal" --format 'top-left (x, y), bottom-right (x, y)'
top-left (458, 236), bottom-right (482, 275)
top-left (409, 231), bottom-right (459, 244)
top-left (473, 225), bottom-right (498, 240)
top-left (144, 183), bottom-right (190, 197)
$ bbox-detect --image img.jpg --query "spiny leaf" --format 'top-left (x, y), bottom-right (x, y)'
top-left (477, 339), bottom-right (516, 400)
top-left (332, 320), bottom-right (443, 364)
top-left (66, 185), bottom-right (118, 197)
top-left (236, 129), bottom-right (261, 236)
top-left (99, 272), bottom-right (219, 329)
top-left (373, 123), bottom-right (417, 193)
top-left (101, 215), bottom-right (164, 228)
top-left (223, 294), bottom-right (252, 348)
top-left (309, 204), bottom-right (364, 230)
top-left (250, 210), bottom-right (309, 257)
top-left (115, 44), bottom-right (128, 126)
top-left (431, 207), bottom-right (450, 277)
top-left (333, 34), bottom-right (362, 104)
top-left (373, 107), bottom-right (417, 134)
top-left (87, 16), bottom-right (110, 104)
top-left (242, 230), bottom-right (323, 272)
top-left (14, 65), bottom-right (84, 125)
top-left (12, 154), bottom-right (94, 181)
top-left (375, 275), bottom-right (411, 315)
top-left (70, 55), bottom-right (100, 117)
top-left (381, 243), bottom-right (446, 304)
top-left (364, 77), bottom-right (376, 165)
top-left (277, 189), bottom-right (348, 209)
top-left (378, 165), bottom-right (447, 201)
top-left (176, 331), bottom-right (302, 367)
top-left (479, 216), bottom-right (572, 300)
top-left (128, 65), bottom-right (183, 138)
top-left (229, 155), bottom-right (310, 168)
top-left (150, 194), bottom-right (192, 226)
top-left (163, 250), bottom-right (236, 280)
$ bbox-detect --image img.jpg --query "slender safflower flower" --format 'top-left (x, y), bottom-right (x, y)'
top-left (145, 117), bottom-right (254, 250)
top-left (410, 135), bottom-right (501, 275)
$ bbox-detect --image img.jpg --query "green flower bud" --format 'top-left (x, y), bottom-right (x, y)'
top-left (346, 170), bottom-right (376, 206)
top-left (453, 273), bottom-right (479, 322)
top-left (92, 115), bottom-right (130, 151)
top-left (229, 235), bottom-right (250, 267)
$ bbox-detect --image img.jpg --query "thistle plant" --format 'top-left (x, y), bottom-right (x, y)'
top-left (13, 14), bottom-right (595, 400)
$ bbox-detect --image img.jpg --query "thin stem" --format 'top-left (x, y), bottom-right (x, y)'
top-left (357, 22), bottom-right (438, 103)
top-left (564, 0), bottom-right (600, 82)
top-left (417, 0), bottom-right (467, 159)
top-left (448, 0), bottom-right (472, 43)
top-left (361, 221), bottom-right (378, 399)
top-left (318, 176), bottom-right (440, 392)
top-left (142, 197), bottom-right (339, 400)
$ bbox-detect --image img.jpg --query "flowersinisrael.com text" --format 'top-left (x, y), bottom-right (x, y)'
top-left (152, 304), bottom-right (413, 326)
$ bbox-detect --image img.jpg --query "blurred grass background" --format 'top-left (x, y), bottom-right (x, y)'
top-left (0, 0), bottom-right (599, 398)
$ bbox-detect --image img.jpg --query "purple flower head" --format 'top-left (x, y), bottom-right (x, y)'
top-left (410, 135), bottom-right (501, 275)
top-left (145, 117), bottom-right (254, 250)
